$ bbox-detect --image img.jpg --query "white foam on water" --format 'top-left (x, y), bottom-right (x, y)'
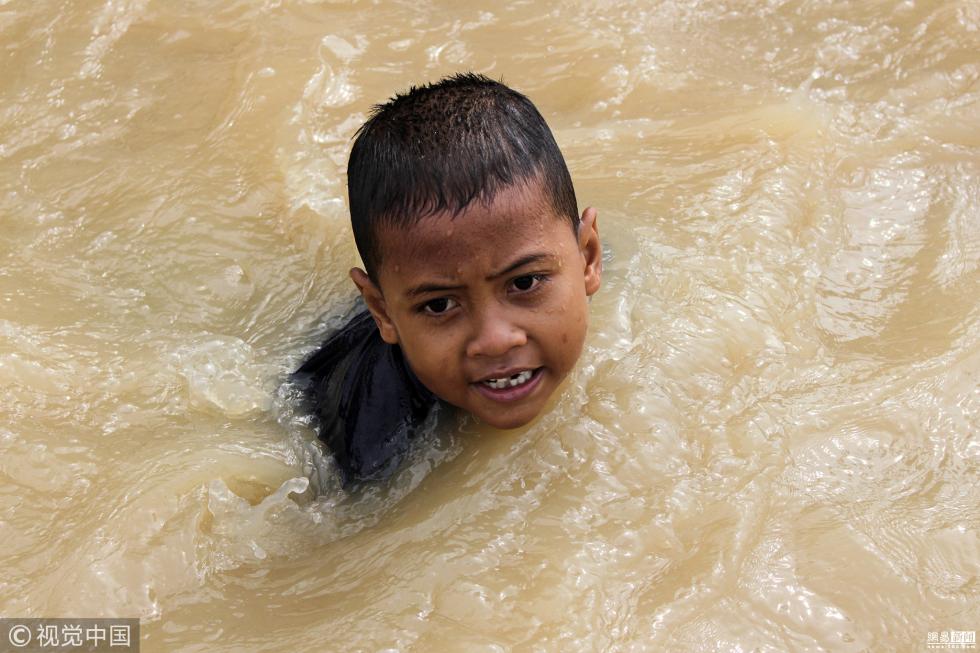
top-left (172, 337), bottom-right (271, 417)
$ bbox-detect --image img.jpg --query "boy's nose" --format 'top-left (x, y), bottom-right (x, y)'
top-left (466, 310), bottom-right (527, 358)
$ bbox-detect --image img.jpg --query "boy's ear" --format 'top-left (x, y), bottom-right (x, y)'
top-left (349, 267), bottom-right (400, 344)
top-left (578, 207), bottom-right (602, 296)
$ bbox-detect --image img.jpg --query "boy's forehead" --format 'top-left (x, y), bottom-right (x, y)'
top-left (378, 183), bottom-right (564, 260)
top-left (374, 181), bottom-right (570, 284)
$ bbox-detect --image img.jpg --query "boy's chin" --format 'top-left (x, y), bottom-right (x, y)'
top-left (473, 406), bottom-right (541, 430)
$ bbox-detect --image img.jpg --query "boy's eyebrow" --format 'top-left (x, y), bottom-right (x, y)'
top-left (405, 282), bottom-right (466, 298)
top-left (488, 252), bottom-right (553, 280)
top-left (404, 252), bottom-right (555, 298)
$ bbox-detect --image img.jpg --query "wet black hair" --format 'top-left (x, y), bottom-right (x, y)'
top-left (347, 72), bottom-right (579, 280)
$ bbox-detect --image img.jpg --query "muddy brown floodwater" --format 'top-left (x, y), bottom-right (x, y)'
top-left (2, 1), bottom-right (979, 651)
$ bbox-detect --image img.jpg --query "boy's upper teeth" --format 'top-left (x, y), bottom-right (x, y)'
top-left (483, 369), bottom-right (533, 389)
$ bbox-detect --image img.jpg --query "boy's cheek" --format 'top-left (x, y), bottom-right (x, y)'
top-left (400, 336), bottom-right (452, 382)
top-left (560, 314), bottom-right (589, 367)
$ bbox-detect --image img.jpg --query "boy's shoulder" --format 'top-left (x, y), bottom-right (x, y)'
top-left (293, 301), bottom-right (437, 484)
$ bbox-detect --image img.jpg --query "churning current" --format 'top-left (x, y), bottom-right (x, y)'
top-left (1, 1), bottom-right (978, 651)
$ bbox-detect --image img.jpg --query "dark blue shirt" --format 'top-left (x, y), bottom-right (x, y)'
top-left (292, 307), bottom-right (438, 484)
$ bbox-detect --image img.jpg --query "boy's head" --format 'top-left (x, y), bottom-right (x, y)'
top-left (346, 73), bottom-right (602, 429)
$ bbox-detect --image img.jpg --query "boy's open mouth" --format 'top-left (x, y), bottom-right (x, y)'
top-left (482, 369), bottom-right (534, 389)
top-left (473, 367), bottom-right (544, 402)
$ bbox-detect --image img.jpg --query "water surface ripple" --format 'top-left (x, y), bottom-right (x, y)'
top-left (1, 1), bottom-right (978, 651)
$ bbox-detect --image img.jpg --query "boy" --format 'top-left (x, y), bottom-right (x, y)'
top-left (295, 73), bottom-right (601, 483)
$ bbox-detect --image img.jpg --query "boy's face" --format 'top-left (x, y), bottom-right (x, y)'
top-left (351, 178), bottom-right (601, 430)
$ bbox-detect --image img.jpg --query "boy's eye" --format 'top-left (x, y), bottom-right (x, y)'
top-left (511, 274), bottom-right (543, 292)
top-left (421, 297), bottom-right (457, 315)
